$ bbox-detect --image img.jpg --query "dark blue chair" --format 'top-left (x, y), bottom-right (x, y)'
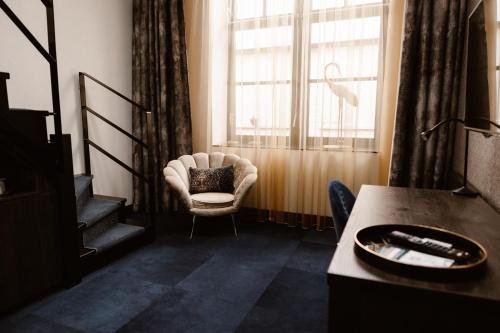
top-left (328, 180), bottom-right (356, 243)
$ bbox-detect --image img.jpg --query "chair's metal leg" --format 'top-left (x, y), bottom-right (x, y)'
top-left (190, 215), bottom-right (196, 240)
top-left (231, 214), bottom-right (238, 238)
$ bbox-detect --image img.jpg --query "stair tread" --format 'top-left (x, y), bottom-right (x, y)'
top-left (79, 197), bottom-right (121, 228)
top-left (74, 174), bottom-right (93, 200)
top-left (85, 223), bottom-right (145, 252)
top-left (80, 248), bottom-right (96, 258)
top-left (125, 218), bottom-right (148, 228)
top-left (9, 108), bottom-right (51, 116)
top-left (93, 194), bottom-right (126, 203)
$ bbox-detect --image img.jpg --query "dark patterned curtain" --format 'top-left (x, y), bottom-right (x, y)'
top-left (390, 0), bottom-right (467, 188)
top-left (132, 0), bottom-right (192, 212)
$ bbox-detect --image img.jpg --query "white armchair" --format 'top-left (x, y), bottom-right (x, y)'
top-left (163, 152), bottom-right (258, 238)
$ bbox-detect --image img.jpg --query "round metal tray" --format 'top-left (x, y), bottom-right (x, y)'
top-left (354, 224), bottom-right (488, 279)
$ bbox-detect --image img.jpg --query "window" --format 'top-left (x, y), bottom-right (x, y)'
top-left (227, 0), bottom-right (388, 149)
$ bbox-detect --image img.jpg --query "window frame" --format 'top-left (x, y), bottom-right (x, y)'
top-left (225, 0), bottom-right (388, 151)
top-left (496, 11), bottom-right (500, 123)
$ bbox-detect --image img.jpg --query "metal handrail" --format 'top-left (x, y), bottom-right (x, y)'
top-left (0, 1), bottom-right (55, 64)
top-left (83, 106), bottom-right (148, 148)
top-left (78, 73), bottom-right (152, 177)
top-left (85, 139), bottom-right (149, 183)
top-left (40, 0), bottom-right (53, 7)
top-left (79, 72), bottom-right (148, 111)
top-left (0, 0), bottom-right (63, 167)
top-left (79, 72), bottom-right (156, 230)
top-left (1, 1), bottom-right (83, 286)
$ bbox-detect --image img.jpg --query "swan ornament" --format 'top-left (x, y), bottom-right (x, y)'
top-left (324, 62), bottom-right (359, 107)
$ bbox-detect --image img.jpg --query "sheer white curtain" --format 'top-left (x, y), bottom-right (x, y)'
top-left (495, 0), bottom-right (500, 125)
top-left (185, 0), bottom-right (390, 229)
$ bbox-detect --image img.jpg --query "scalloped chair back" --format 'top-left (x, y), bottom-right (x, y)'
top-left (163, 152), bottom-right (258, 238)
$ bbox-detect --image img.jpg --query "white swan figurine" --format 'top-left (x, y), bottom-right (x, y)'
top-left (324, 62), bottom-right (359, 107)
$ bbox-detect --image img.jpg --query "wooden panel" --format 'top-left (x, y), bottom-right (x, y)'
top-left (0, 131), bottom-right (79, 312)
top-left (0, 190), bottom-right (63, 312)
top-left (5, 110), bottom-right (50, 143)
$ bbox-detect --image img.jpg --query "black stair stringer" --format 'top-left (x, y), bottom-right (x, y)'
top-left (0, 72), bottom-right (9, 111)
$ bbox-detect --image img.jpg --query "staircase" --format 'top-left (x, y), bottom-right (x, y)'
top-left (74, 174), bottom-right (145, 259)
top-left (76, 73), bottom-right (156, 270)
top-left (77, 72), bottom-right (157, 267)
top-left (1, 71), bottom-right (82, 312)
top-left (1, 0), bottom-right (156, 280)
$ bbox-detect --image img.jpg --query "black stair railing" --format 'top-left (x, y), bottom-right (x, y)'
top-left (0, 72), bottom-right (64, 174)
top-left (0, 72), bottom-right (9, 111)
top-left (0, 0), bottom-right (81, 286)
top-left (79, 72), bottom-right (156, 232)
top-left (0, 0), bottom-right (63, 165)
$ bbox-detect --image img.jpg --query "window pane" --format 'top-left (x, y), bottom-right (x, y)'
top-left (235, 84), bottom-right (291, 136)
top-left (236, 52), bottom-right (292, 82)
top-left (235, 26), bottom-right (293, 49)
top-left (234, 0), bottom-right (263, 20)
top-left (309, 44), bottom-right (379, 79)
top-left (497, 0), bottom-right (500, 123)
top-left (311, 17), bottom-right (381, 43)
top-left (312, 0), bottom-right (382, 9)
top-left (308, 81), bottom-right (377, 138)
top-left (497, 26), bottom-right (500, 65)
top-left (228, 1), bottom-right (385, 142)
top-left (348, 0), bottom-right (383, 6)
top-left (312, 0), bottom-right (345, 10)
top-left (267, 0), bottom-right (295, 16)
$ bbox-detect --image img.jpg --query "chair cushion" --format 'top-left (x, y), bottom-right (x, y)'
top-left (189, 165), bottom-right (234, 194)
top-left (191, 192), bottom-right (235, 209)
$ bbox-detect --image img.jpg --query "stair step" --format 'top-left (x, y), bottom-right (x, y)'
top-left (85, 223), bottom-right (145, 253)
top-left (80, 248), bottom-right (96, 258)
top-left (79, 198), bottom-right (121, 228)
top-left (94, 194), bottom-right (126, 223)
top-left (126, 217), bottom-right (148, 228)
top-left (4, 109), bottom-right (50, 144)
top-left (74, 174), bottom-right (93, 200)
top-left (83, 209), bottom-right (119, 244)
top-left (9, 108), bottom-right (51, 116)
top-left (93, 194), bottom-right (126, 204)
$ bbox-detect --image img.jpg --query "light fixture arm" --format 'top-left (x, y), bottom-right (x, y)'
top-left (420, 117), bottom-right (476, 197)
top-left (420, 118), bottom-right (465, 140)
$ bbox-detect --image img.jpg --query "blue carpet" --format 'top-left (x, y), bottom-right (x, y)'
top-left (0, 313), bottom-right (85, 333)
top-left (32, 274), bottom-right (169, 333)
top-left (285, 242), bottom-right (336, 274)
top-left (1, 216), bottom-right (336, 333)
top-left (102, 244), bottom-right (211, 287)
top-left (178, 254), bottom-right (282, 307)
top-left (117, 288), bottom-right (247, 333)
top-left (235, 268), bottom-right (329, 333)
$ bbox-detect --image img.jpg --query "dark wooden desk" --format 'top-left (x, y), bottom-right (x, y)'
top-left (328, 185), bottom-right (500, 332)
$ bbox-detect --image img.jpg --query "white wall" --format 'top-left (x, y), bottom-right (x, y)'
top-left (0, 0), bottom-right (134, 203)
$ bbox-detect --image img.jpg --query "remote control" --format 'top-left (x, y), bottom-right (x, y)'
top-left (386, 230), bottom-right (471, 262)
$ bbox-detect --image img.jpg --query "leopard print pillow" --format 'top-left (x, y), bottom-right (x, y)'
top-left (189, 165), bottom-right (235, 194)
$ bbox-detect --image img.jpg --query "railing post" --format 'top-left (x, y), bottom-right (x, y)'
top-left (146, 111), bottom-right (156, 237)
top-left (40, 0), bottom-right (53, 7)
top-left (45, 4), bottom-right (63, 167)
top-left (0, 72), bottom-right (9, 112)
top-left (52, 134), bottom-right (82, 287)
top-left (79, 73), bottom-right (92, 177)
top-left (77, 72), bottom-right (156, 235)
